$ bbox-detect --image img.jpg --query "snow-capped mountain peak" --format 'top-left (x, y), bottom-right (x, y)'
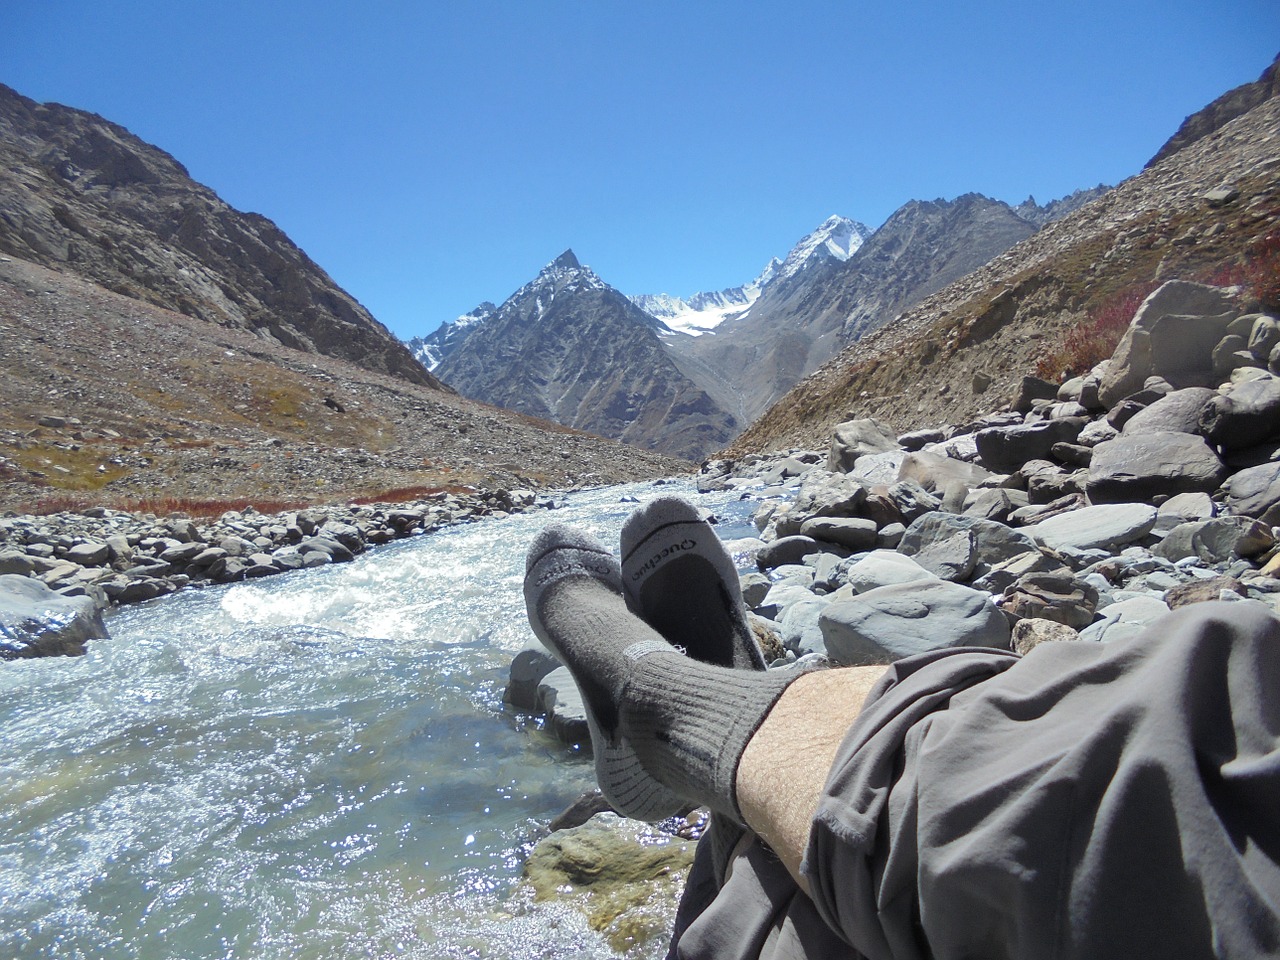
top-left (773, 215), bottom-right (872, 284)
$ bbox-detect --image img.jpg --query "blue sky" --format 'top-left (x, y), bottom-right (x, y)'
top-left (3, 2), bottom-right (1277, 339)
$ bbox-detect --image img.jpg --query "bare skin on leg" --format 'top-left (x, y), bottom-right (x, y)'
top-left (735, 665), bottom-right (888, 893)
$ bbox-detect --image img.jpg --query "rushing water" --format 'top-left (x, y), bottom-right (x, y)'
top-left (0, 480), bottom-right (763, 960)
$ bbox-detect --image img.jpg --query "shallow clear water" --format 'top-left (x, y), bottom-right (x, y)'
top-left (0, 481), bottom-right (761, 960)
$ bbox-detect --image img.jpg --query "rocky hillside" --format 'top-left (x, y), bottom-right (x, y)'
top-left (731, 87), bottom-right (1280, 457)
top-left (1147, 54), bottom-right (1280, 169)
top-left (0, 83), bottom-right (435, 387)
top-left (433, 251), bottom-right (737, 460)
top-left (668, 191), bottom-right (1106, 425)
top-left (0, 253), bottom-right (684, 513)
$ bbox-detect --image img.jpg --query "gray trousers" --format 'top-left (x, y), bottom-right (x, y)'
top-left (670, 600), bottom-right (1280, 960)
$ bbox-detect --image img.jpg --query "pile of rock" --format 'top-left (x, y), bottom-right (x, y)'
top-left (706, 279), bottom-right (1280, 665)
top-left (512, 280), bottom-right (1280, 742)
top-left (0, 487), bottom-right (541, 659)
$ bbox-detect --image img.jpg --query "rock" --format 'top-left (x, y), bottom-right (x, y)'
top-left (773, 471), bottom-right (869, 535)
top-left (1001, 573), bottom-right (1099, 628)
top-left (780, 597), bottom-right (832, 657)
top-left (548, 790), bottom-right (615, 833)
top-left (886, 479), bottom-right (941, 523)
top-left (756, 536), bottom-right (822, 570)
top-left (900, 524), bottom-right (976, 582)
top-left (1119, 387), bottom-right (1215, 436)
top-left (1077, 595), bottom-right (1171, 643)
top-left (974, 418), bottom-right (1088, 471)
top-left (1157, 491), bottom-right (1216, 523)
top-left (900, 512), bottom-right (1040, 578)
top-left (844, 550), bottom-right (939, 593)
top-left (1222, 460), bottom-right (1280, 522)
top-left (1028, 502), bottom-right (1157, 552)
top-left (1011, 617), bottom-right (1081, 655)
top-left (1077, 419), bottom-right (1119, 446)
top-left (799, 517), bottom-right (878, 551)
top-left (159, 541), bottom-right (208, 564)
top-left (1153, 517), bottom-right (1274, 563)
top-left (65, 541), bottom-right (111, 566)
top-left (536, 666), bottom-right (590, 745)
top-left (1013, 375), bottom-right (1061, 412)
top-left (505, 646), bottom-right (561, 711)
top-left (523, 813), bottom-right (694, 952)
top-left (898, 427), bottom-right (947, 450)
top-left (850, 450), bottom-right (906, 485)
top-left (820, 579), bottom-right (1010, 665)
top-left (0, 549), bottom-right (59, 577)
top-left (876, 523), bottom-right (906, 549)
top-left (1086, 432), bottom-right (1227, 503)
top-left (827, 418), bottom-right (901, 472)
top-left (0, 573), bottom-right (108, 658)
top-left (739, 571), bottom-right (771, 609)
top-left (897, 451), bottom-right (994, 493)
top-left (1199, 377), bottom-right (1280, 451)
top-left (1164, 576), bottom-right (1249, 609)
top-left (1247, 314), bottom-right (1280, 362)
top-left (1097, 281), bottom-right (1238, 408)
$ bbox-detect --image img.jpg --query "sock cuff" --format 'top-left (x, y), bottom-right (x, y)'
top-left (626, 657), bottom-right (798, 823)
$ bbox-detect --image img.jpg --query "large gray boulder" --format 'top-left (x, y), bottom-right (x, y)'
top-left (1199, 377), bottom-right (1280, 451)
top-left (843, 550), bottom-right (940, 593)
top-left (1120, 387), bottom-right (1215, 436)
top-left (1153, 517), bottom-right (1274, 562)
top-left (974, 418), bottom-right (1088, 471)
top-left (1086, 432), bottom-right (1228, 503)
top-left (899, 512), bottom-right (1041, 580)
top-left (1028, 503), bottom-right (1158, 552)
top-left (0, 574), bottom-right (109, 659)
top-left (819, 579), bottom-right (1010, 665)
top-left (798, 517), bottom-right (878, 551)
top-left (1097, 281), bottom-right (1238, 408)
top-left (827, 418), bottom-right (901, 472)
top-left (1223, 460), bottom-right (1280, 523)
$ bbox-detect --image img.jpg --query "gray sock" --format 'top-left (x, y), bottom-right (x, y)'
top-left (621, 496), bottom-right (767, 670)
top-left (525, 522), bottom-right (795, 823)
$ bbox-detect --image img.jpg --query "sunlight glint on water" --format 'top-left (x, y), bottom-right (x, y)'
top-left (0, 481), bottom-right (760, 959)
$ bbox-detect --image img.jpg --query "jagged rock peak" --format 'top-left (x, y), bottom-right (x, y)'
top-left (547, 249), bottom-right (581, 271)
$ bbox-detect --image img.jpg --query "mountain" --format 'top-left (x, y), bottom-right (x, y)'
top-left (408, 302), bottom-right (496, 371)
top-left (731, 87), bottom-right (1280, 456)
top-left (629, 215), bottom-right (872, 337)
top-left (432, 251), bottom-right (737, 460)
top-left (663, 194), bottom-right (1093, 426)
top-left (0, 83), bottom-right (436, 387)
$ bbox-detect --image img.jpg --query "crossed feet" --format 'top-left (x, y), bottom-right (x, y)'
top-left (523, 496), bottom-right (793, 823)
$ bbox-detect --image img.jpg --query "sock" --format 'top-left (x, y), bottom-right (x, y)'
top-left (621, 496), bottom-right (767, 670)
top-left (525, 522), bottom-right (797, 823)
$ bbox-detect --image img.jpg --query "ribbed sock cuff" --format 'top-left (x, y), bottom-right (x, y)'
top-left (624, 654), bottom-right (797, 823)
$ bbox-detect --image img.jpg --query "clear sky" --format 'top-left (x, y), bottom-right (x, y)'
top-left (3, 2), bottom-right (1277, 339)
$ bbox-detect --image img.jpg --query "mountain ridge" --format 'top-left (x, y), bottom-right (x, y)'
top-left (0, 82), bottom-right (436, 388)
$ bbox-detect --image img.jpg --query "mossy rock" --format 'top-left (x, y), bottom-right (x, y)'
top-left (523, 813), bottom-right (696, 953)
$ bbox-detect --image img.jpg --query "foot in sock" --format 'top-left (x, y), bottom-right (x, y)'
top-left (524, 522), bottom-right (686, 821)
top-left (621, 496), bottom-right (767, 671)
top-left (524, 521), bottom-right (795, 824)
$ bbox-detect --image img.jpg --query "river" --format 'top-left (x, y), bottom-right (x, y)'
top-left (0, 480), bottom-right (762, 960)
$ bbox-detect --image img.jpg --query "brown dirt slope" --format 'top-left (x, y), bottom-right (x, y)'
top-left (729, 93), bottom-right (1280, 456)
top-left (0, 255), bottom-right (685, 513)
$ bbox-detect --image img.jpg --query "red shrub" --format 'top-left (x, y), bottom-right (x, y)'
top-left (1036, 280), bottom-right (1161, 380)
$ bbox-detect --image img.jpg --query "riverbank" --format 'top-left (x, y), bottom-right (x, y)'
top-left (0, 484), bottom-right (561, 658)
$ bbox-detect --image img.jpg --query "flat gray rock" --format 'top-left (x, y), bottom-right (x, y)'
top-left (1029, 503), bottom-right (1158, 552)
top-left (0, 574), bottom-right (108, 659)
top-left (820, 579), bottom-right (1010, 665)
top-left (799, 516), bottom-right (878, 551)
top-left (843, 550), bottom-right (939, 593)
top-left (1120, 387), bottom-right (1215, 436)
top-left (1077, 595), bottom-right (1171, 643)
top-left (536, 666), bottom-right (590, 746)
top-left (1086, 432), bottom-right (1228, 503)
top-left (1223, 460), bottom-right (1280, 521)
